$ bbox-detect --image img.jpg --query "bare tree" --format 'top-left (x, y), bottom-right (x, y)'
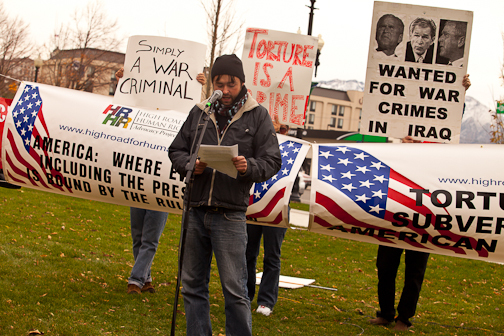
top-left (201, 0), bottom-right (244, 98)
top-left (41, 0), bottom-right (124, 95)
top-left (0, 2), bottom-right (32, 97)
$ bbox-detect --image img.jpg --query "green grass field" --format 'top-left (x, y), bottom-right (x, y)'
top-left (1, 188), bottom-right (503, 335)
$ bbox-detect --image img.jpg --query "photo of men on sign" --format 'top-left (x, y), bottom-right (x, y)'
top-left (374, 14), bottom-right (404, 58)
top-left (404, 17), bottom-right (436, 64)
top-left (435, 19), bottom-right (468, 67)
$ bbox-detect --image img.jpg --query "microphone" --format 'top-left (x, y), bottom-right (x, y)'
top-left (206, 90), bottom-right (223, 107)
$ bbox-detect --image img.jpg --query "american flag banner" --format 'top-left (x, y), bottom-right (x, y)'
top-left (246, 134), bottom-right (310, 228)
top-left (309, 143), bottom-right (504, 263)
top-left (1, 82), bottom-right (190, 213)
top-left (0, 97), bottom-right (12, 166)
top-left (2, 83), bottom-right (70, 191)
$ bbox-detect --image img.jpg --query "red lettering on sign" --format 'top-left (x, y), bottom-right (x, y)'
top-left (278, 67), bottom-right (294, 91)
top-left (260, 63), bottom-right (273, 87)
top-left (247, 28), bottom-right (269, 59)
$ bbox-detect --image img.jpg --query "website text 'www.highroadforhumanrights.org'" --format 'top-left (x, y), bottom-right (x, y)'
top-left (438, 177), bottom-right (504, 187)
top-left (58, 125), bottom-right (170, 152)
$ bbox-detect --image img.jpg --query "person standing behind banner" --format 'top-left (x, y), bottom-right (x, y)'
top-left (169, 54), bottom-right (281, 336)
top-left (115, 68), bottom-right (206, 295)
top-left (246, 119), bottom-right (289, 317)
top-left (368, 74), bottom-right (471, 331)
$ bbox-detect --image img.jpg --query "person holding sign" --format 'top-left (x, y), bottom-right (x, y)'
top-left (115, 68), bottom-right (207, 295)
top-left (405, 18), bottom-right (436, 64)
top-left (169, 54), bottom-right (281, 336)
top-left (369, 74), bottom-right (471, 331)
top-left (375, 14), bottom-right (404, 58)
top-left (246, 117), bottom-right (289, 317)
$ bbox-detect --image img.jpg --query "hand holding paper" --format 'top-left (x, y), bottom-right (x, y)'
top-left (232, 156), bottom-right (247, 174)
top-left (198, 144), bottom-right (239, 178)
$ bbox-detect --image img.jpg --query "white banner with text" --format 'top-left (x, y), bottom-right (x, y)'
top-left (309, 143), bottom-right (504, 263)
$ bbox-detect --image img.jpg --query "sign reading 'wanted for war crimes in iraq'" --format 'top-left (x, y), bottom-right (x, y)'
top-left (361, 1), bottom-right (473, 143)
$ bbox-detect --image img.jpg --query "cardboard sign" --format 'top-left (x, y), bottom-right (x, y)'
top-left (113, 35), bottom-right (206, 112)
top-left (241, 28), bottom-right (318, 127)
top-left (360, 2), bottom-right (473, 143)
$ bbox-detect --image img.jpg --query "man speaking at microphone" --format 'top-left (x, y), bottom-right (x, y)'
top-left (169, 54), bottom-right (281, 336)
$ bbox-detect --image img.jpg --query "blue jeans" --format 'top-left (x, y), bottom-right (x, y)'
top-left (246, 224), bottom-right (287, 309)
top-left (182, 207), bottom-right (252, 336)
top-left (128, 208), bottom-right (168, 288)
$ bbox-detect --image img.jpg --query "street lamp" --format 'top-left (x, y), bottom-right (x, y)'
top-left (34, 56), bottom-right (43, 83)
top-left (315, 34), bottom-right (324, 77)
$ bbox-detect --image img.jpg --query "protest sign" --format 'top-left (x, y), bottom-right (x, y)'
top-left (1, 83), bottom-right (309, 223)
top-left (0, 98), bottom-right (12, 166)
top-left (309, 143), bottom-right (504, 263)
top-left (241, 28), bottom-right (318, 128)
top-left (360, 2), bottom-right (473, 143)
top-left (246, 134), bottom-right (310, 228)
top-left (113, 35), bottom-right (206, 112)
top-left (2, 82), bottom-right (187, 213)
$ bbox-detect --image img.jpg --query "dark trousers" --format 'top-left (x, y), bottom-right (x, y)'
top-left (246, 224), bottom-right (287, 309)
top-left (376, 245), bottom-right (429, 327)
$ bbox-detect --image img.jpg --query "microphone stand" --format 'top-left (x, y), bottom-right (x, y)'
top-left (170, 102), bottom-right (214, 336)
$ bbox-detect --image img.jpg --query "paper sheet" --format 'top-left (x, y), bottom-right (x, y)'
top-left (255, 272), bottom-right (315, 289)
top-left (198, 144), bottom-right (239, 178)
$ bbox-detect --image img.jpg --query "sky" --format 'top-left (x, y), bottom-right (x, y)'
top-left (4, 0), bottom-right (504, 108)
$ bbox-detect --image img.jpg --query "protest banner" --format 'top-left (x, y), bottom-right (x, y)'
top-left (360, 2), bottom-right (473, 143)
top-left (308, 143), bottom-right (504, 263)
top-left (246, 134), bottom-right (310, 228)
top-left (113, 35), bottom-right (206, 112)
top-left (0, 98), bottom-right (12, 166)
top-left (241, 28), bottom-right (318, 128)
top-left (1, 83), bottom-right (307, 222)
top-left (2, 82), bottom-right (188, 213)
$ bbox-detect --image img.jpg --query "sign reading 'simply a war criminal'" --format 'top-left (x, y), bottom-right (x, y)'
top-left (114, 35), bottom-right (206, 112)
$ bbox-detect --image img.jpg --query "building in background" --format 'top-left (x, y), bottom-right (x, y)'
top-left (40, 48), bottom-right (124, 96)
top-left (305, 87), bottom-right (363, 133)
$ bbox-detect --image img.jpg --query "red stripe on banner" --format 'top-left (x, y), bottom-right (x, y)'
top-left (4, 152), bottom-right (37, 186)
top-left (6, 130), bottom-right (52, 188)
top-left (36, 105), bottom-right (50, 135)
top-left (28, 146), bottom-right (68, 192)
top-left (390, 169), bottom-right (425, 191)
top-left (247, 187), bottom-right (286, 219)
top-left (315, 192), bottom-right (415, 246)
top-left (387, 188), bottom-right (488, 257)
top-left (269, 211), bottom-right (283, 225)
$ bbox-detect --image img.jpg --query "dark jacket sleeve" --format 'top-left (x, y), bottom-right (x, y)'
top-left (168, 105), bottom-right (201, 178)
top-left (239, 106), bottom-right (282, 183)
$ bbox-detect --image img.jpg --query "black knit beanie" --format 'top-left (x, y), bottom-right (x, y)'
top-left (211, 54), bottom-right (245, 83)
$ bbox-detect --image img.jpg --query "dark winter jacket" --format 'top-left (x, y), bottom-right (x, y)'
top-left (168, 94), bottom-right (282, 211)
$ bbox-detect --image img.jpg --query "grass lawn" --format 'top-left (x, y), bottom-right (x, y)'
top-left (1, 188), bottom-right (503, 335)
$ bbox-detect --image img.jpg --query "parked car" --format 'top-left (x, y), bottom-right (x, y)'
top-left (297, 171), bottom-right (306, 196)
top-left (299, 171), bottom-right (311, 188)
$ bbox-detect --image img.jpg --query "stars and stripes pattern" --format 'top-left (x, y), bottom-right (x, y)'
top-left (311, 144), bottom-right (489, 257)
top-left (246, 137), bottom-right (307, 225)
top-left (4, 83), bottom-right (70, 192)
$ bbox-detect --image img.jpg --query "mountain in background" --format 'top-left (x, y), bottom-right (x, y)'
top-left (317, 79), bottom-right (492, 144)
